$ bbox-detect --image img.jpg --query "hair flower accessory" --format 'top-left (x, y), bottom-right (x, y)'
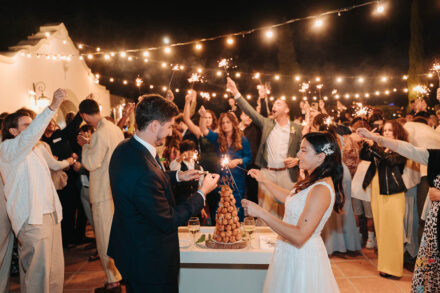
top-left (321, 143), bottom-right (334, 156)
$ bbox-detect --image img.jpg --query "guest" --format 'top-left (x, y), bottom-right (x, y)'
top-left (357, 127), bottom-right (440, 292)
top-left (0, 112), bottom-right (13, 293)
top-left (344, 120), bottom-right (376, 248)
top-left (239, 110), bottom-right (262, 204)
top-left (42, 108), bottom-right (85, 247)
top-left (199, 107), bottom-right (251, 221)
top-left (0, 89), bottom-right (67, 293)
top-left (183, 90), bottom-right (219, 223)
top-left (78, 99), bottom-right (124, 293)
top-left (108, 94), bottom-right (219, 292)
top-left (169, 140), bottom-right (205, 207)
top-left (227, 77), bottom-right (302, 218)
top-left (360, 120), bottom-right (407, 278)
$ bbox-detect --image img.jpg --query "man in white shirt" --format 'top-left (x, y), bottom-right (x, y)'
top-left (77, 99), bottom-right (124, 293)
top-left (0, 89), bottom-right (67, 293)
top-left (227, 78), bottom-right (302, 218)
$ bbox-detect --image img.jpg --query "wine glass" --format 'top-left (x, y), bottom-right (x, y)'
top-left (187, 217), bottom-right (200, 247)
top-left (243, 216), bottom-right (256, 249)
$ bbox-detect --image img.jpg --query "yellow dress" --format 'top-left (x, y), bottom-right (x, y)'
top-left (371, 174), bottom-right (405, 277)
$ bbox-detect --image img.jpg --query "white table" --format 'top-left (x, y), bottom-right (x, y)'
top-left (178, 226), bottom-right (277, 293)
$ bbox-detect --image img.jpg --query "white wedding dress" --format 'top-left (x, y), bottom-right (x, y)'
top-left (263, 181), bottom-right (340, 293)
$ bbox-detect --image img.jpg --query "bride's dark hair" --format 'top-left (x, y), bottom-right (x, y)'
top-left (294, 132), bottom-right (345, 213)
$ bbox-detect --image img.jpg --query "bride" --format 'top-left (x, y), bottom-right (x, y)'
top-left (242, 132), bottom-right (344, 293)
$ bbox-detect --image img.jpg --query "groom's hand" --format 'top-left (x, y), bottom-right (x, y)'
top-left (178, 169), bottom-right (201, 182)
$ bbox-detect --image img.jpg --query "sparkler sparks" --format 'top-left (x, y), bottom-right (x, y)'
top-left (299, 82), bottom-right (310, 93)
top-left (413, 85), bottom-right (430, 98)
top-left (199, 92), bottom-right (211, 101)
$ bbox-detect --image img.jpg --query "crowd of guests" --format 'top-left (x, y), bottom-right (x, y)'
top-left (0, 78), bottom-right (439, 292)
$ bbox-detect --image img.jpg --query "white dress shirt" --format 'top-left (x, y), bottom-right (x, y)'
top-left (266, 121), bottom-right (290, 168)
top-left (0, 107), bottom-right (63, 234)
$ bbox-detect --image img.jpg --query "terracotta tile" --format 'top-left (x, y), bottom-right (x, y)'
top-left (336, 278), bottom-right (358, 293)
top-left (65, 258), bottom-right (86, 272)
top-left (64, 271), bottom-right (106, 289)
top-left (79, 260), bottom-right (105, 272)
top-left (331, 264), bottom-right (344, 278)
top-left (349, 277), bottom-right (403, 293)
top-left (336, 260), bottom-right (377, 277)
top-left (393, 275), bottom-right (413, 292)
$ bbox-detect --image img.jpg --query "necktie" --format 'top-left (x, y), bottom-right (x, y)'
top-left (155, 155), bottom-right (163, 171)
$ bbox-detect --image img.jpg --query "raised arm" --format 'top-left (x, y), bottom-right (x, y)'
top-left (247, 169), bottom-right (291, 203)
top-left (198, 106), bottom-right (210, 137)
top-left (357, 128), bottom-right (429, 165)
top-left (117, 102), bottom-right (135, 130)
top-left (0, 89), bottom-right (66, 163)
top-left (37, 143), bottom-right (72, 171)
top-left (227, 78), bottom-right (267, 129)
top-left (242, 183), bottom-right (332, 248)
top-left (183, 91), bottom-right (203, 139)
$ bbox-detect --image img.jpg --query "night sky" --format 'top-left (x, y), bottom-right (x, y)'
top-left (2, 0), bottom-right (439, 114)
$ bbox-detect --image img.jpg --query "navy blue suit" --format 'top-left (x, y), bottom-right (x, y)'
top-left (108, 137), bottom-right (204, 292)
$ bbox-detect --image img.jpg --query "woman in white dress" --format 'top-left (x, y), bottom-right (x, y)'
top-left (242, 132), bottom-right (344, 293)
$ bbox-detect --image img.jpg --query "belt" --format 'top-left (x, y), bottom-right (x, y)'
top-left (266, 167), bottom-right (287, 171)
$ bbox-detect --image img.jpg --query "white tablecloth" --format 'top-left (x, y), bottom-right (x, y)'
top-left (179, 226), bottom-right (277, 293)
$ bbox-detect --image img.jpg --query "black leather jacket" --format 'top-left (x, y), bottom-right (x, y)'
top-left (360, 142), bottom-right (407, 195)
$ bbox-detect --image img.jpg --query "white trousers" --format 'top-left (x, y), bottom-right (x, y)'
top-left (17, 213), bottom-right (64, 293)
top-left (258, 168), bottom-right (296, 219)
top-left (92, 199), bottom-right (121, 283)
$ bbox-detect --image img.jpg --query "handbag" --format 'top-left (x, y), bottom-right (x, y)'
top-left (51, 169), bottom-right (68, 190)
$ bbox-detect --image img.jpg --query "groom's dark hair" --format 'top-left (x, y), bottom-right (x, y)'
top-left (136, 94), bottom-right (179, 131)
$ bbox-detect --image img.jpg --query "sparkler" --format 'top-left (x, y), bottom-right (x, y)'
top-left (299, 82), bottom-right (310, 93)
top-left (413, 85), bottom-right (430, 98)
top-left (217, 58), bottom-right (235, 77)
top-left (219, 155), bottom-right (246, 196)
top-left (187, 73), bottom-right (205, 90)
top-left (199, 92), bottom-right (211, 101)
top-left (168, 64), bottom-right (183, 88)
top-left (323, 116), bottom-right (333, 127)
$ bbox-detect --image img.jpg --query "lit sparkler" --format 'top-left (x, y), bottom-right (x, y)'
top-left (168, 64), bottom-right (183, 88)
top-left (323, 116), bottom-right (333, 127)
top-left (199, 92), bottom-right (211, 101)
top-left (413, 85), bottom-right (430, 98)
top-left (299, 82), bottom-right (310, 93)
top-left (217, 58), bottom-right (235, 77)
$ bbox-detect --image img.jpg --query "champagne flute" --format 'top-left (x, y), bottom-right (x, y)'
top-left (243, 216), bottom-right (256, 249)
top-left (187, 217), bottom-right (200, 247)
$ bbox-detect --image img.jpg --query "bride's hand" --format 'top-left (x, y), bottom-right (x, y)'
top-left (247, 169), bottom-right (266, 183)
top-left (241, 199), bottom-right (264, 218)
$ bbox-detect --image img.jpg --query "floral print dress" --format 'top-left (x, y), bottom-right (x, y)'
top-left (411, 175), bottom-right (440, 293)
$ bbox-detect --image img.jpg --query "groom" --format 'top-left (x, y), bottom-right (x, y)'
top-left (108, 94), bottom-right (219, 293)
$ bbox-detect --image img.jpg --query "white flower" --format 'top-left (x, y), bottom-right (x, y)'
top-left (321, 143), bottom-right (334, 156)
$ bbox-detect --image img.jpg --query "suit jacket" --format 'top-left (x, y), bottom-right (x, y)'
top-left (108, 136), bottom-right (204, 292)
top-left (82, 119), bottom-right (124, 204)
top-left (235, 95), bottom-right (302, 182)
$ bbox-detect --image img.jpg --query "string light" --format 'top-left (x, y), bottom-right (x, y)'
top-left (87, 54), bottom-right (93, 60)
top-left (164, 47), bottom-right (171, 54)
top-left (195, 43), bottom-right (203, 51)
top-left (104, 54), bottom-right (110, 60)
top-left (336, 77), bottom-right (343, 83)
top-left (226, 37), bottom-right (234, 45)
top-left (78, 44), bottom-right (83, 49)
top-left (274, 75), bottom-right (280, 80)
top-left (96, 47), bottom-right (101, 52)
top-left (381, 76), bottom-right (388, 82)
top-left (110, 77), bottom-right (114, 82)
top-left (235, 72), bottom-right (241, 78)
top-left (123, 80), bottom-right (128, 85)
top-left (120, 52), bottom-right (126, 58)
top-left (402, 75), bottom-right (408, 80)
top-left (315, 77), bottom-right (321, 82)
top-left (143, 51), bottom-right (150, 57)
top-left (358, 77), bottom-right (365, 83)
top-left (376, 2), bottom-right (385, 14)
top-left (314, 18), bottom-right (324, 28)
top-left (163, 37), bottom-right (170, 44)
top-left (295, 75), bottom-right (301, 81)
top-left (265, 30), bottom-right (274, 39)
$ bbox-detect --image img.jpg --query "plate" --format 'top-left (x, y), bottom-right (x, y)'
top-left (179, 239), bottom-right (192, 248)
top-left (211, 238), bottom-right (246, 245)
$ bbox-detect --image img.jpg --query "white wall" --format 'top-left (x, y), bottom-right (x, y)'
top-left (0, 23), bottom-right (111, 122)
